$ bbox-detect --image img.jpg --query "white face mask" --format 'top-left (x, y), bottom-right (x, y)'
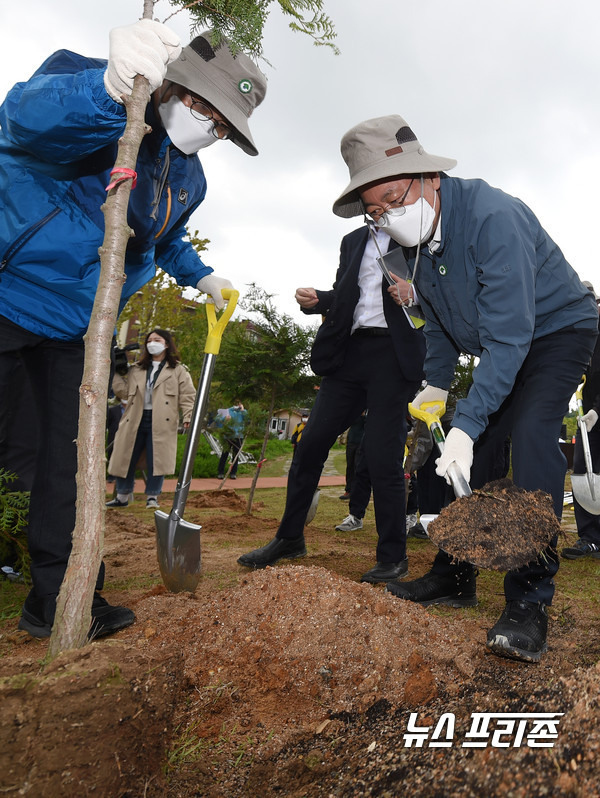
top-left (377, 184), bottom-right (437, 247)
top-left (158, 95), bottom-right (218, 155)
top-left (147, 341), bottom-right (166, 356)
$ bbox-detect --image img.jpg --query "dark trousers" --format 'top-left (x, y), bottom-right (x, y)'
top-left (218, 437), bottom-right (243, 477)
top-left (572, 423), bottom-right (600, 545)
top-left (431, 327), bottom-right (597, 604)
top-left (0, 315), bottom-right (105, 600)
top-left (116, 410), bottom-right (164, 496)
top-left (344, 439), bottom-right (361, 492)
top-left (277, 334), bottom-right (421, 563)
top-left (349, 444), bottom-right (372, 519)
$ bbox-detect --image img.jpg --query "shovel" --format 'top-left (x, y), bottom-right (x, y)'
top-left (570, 376), bottom-right (600, 515)
top-left (155, 289), bottom-right (239, 592)
top-left (408, 399), bottom-right (472, 500)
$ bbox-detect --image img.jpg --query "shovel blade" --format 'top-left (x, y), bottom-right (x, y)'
top-left (155, 510), bottom-right (202, 592)
top-left (305, 489), bottom-right (320, 525)
top-left (571, 473), bottom-right (600, 515)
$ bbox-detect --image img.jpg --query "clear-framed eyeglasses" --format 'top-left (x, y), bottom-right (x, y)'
top-left (189, 97), bottom-right (232, 140)
top-left (365, 178), bottom-right (415, 222)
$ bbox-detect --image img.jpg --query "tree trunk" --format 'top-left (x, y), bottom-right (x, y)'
top-left (245, 384), bottom-right (277, 516)
top-left (47, 5), bottom-right (153, 659)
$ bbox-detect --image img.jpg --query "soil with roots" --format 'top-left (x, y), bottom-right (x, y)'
top-left (427, 478), bottom-right (561, 571)
top-left (0, 486), bottom-right (599, 797)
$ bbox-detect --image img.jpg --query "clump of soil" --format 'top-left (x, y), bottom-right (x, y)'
top-left (428, 478), bottom-right (561, 570)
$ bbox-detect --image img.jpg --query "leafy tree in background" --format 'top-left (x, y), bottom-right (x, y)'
top-left (215, 283), bottom-right (318, 512)
top-left (117, 229), bottom-right (209, 342)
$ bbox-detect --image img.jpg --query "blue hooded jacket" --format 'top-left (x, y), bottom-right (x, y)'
top-left (409, 175), bottom-right (598, 441)
top-left (0, 50), bottom-right (213, 340)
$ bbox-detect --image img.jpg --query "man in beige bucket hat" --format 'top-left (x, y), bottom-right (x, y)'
top-left (332, 114), bottom-right (598, 664)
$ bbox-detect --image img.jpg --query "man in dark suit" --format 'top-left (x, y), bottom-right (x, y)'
top-left (238, 225), bottom-right (425, 582)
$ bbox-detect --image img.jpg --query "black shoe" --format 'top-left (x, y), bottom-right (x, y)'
top-left (561, 538), bottom-right (600, 560)
top-left (407, 522), bottom-right (429, 540)
top-left (106, 497), bottom-right (129, 507)
top-left (339, 492), bottom-right (351, 501)
top-left (237, 536), bottom-right (307, 568)
top-left (18, 593), bottom-right (53, 638)
top-left (486, 600), bottom-right (548, 663)
top-left (89, 594), bottom-right (136, 639)
top-left (18, 592), bottom-right (135, 639)
top-left (360, 559), bottom-right (408, 584)
top-left (385, 570), bottom-right (478, 607)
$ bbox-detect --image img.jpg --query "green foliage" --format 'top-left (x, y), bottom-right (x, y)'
top-left (449, 354), bottom-right (476, 403)
top-left (0, 469), bottom-right (30, 578)
top-left (163, 0), bottom-right (339, 58)
top-left (213, 283), bottom-right (318, 410)
top-left (117, 268), bottom-right (190, 341)
top-left (174, 434), bottom-right (218, 478)
top-left (172, 426), bottom-right (294, 478)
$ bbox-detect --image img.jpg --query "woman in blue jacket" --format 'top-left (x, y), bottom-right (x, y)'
top-left (332, 114), bottom-right (597, 664)
top-left (0, 20), bottom-right (266, 639)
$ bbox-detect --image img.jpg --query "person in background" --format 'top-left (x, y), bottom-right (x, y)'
top-left (562, 281), bottom-right (600, 561)
top-left (237, 222), bottom-right (426, 584)
top-left (331, 114), bottom-right (597, 662)
top-left (290, 412), bottom-right (309, 461)
top-left (107, 330), bottom-right (196, 509)
top-left (340, 412), bottom-right (366, 500)
top-left (0, 20), bottom-right (267, 638)
top-left (335, 443), bottom-right (371, 532)
top-left (217, 400), bottom-right (248, 480)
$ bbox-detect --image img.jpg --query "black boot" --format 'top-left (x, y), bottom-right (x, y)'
top-left (237, 536), bottom-right (307, 568)
top-left (386, 563), bottom-right (477, 607)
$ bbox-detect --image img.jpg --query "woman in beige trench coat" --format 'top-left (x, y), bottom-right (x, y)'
top-left (107, 329), bottom-right (196, 509)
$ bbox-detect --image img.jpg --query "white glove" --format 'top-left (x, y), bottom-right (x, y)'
top-left (104, 19), bottom-right (182, 103)
top-left (412, 385), bottom-right (449, 418)
top-left (196, 274), bottom-right (234, 311)
top-left (581, 409), bottom-right (599, 432)
top-left (435, 427), bottom-right (474, 486)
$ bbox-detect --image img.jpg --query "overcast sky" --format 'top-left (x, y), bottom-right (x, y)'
top-left (2, 0), bottom-right (599, 328)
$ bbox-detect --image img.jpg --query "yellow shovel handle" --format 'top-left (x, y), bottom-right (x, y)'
top-left (408, 399), bottom-right (447, 429)
top-left (575, 375), bottom-right (586, 411)
top-left (205, 289), bottom-right (239, 355)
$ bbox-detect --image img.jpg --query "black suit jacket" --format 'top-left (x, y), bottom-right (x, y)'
top-left (303, 226), bottom-right (425, 381)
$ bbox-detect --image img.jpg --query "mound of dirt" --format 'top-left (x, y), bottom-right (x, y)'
top-left (135, 565), bottom-right (480, 756)
top-left (428, 479), bottom-right (561, 570)
top-left (186, 489), bottom-right (255, 511)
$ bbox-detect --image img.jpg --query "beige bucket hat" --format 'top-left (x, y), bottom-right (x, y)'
top-left (166, 32), bottom-right (267, 156)
top-left (332, 115), bottom-right (457, 218)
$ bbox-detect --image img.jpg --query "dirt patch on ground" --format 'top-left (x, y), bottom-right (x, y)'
top-left (0, 486), bottom-right (599, 797)
top-left (1, 641), bottom-right (183, 797)
top-left (428, 478), bottom-right (561, 570)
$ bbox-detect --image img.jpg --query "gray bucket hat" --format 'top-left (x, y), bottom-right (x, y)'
top-left (332, 115), bottom-right (457, 218)
top-left (166, 32), bottom-right (267, 156)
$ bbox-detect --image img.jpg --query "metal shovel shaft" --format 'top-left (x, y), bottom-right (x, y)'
top-left (171, 352), bottom-right (216, 523)
top-left (409, 400), bottom-right (473, 500)
top-left (155, 289), bottom-right (239, 591)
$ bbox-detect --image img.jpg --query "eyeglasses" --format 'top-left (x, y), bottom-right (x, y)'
top-left (189, 97), bottom-right (232, 140)
top-left (366, 178), bottom-right (415, 222)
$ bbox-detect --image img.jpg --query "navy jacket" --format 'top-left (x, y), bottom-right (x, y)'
top-left (303, 226), bottom-right (425, 382)
top-left (409, 175), bottom-right (597, 440)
